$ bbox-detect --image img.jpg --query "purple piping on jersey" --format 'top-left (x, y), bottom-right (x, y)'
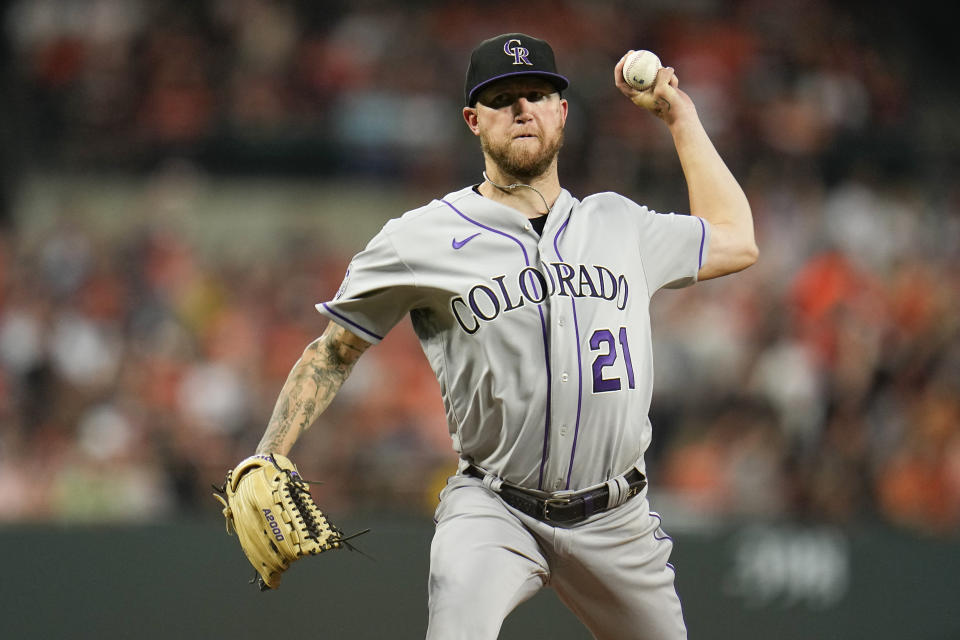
top-left (320, 302), bottom-right (384, 342)
top-left (552, 215), bottom-right (585, 490)
top-left (697, 217), bottom-right (706, 269)
top-left (535, 304), bottom-right (553, 490)
top-left (650, 511), bottom-right (674, 542)
top-left (440, 198), bottom-right (553, 490)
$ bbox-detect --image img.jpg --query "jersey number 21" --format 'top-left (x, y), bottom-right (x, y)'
top-left (589, 327), bottom-right (636, 393)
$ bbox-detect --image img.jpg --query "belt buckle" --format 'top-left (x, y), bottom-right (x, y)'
top-left (543, 496), bottom-right (572, 522)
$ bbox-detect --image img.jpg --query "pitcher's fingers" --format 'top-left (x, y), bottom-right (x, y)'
top-left (655, 66), bottom-right (675, 89)
top-left (614, 51), bottom-right (634, 87)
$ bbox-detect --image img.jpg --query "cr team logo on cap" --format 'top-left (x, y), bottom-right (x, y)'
top-left (503, 39), bottom-right (533, 66)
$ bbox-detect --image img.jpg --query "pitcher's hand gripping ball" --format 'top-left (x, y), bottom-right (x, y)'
top-left (213, 453), bottom-right (345, 590)
top-left (622, 49), bottom-right (662, 91)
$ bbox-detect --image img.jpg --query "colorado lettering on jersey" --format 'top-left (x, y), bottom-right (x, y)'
top-left (451, 261), bottom-right (629, 334)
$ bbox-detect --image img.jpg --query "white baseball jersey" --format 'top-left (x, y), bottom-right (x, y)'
top-left (318, 185), bottom-right (709, 493)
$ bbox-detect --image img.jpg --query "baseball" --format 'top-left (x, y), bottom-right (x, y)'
top-left (622, 50), bottom-right (662, 92)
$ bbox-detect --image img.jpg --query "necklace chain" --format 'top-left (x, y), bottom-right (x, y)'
top-left (482, 171), bottom-right (552, 215)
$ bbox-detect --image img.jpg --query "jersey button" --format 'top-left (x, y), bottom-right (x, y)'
top-left (523, 223), bottom-right (531, 231)
top-left (560, 373), bottom-right (569, 382)
top-left (558, 318), bottom-right (565, 326)
top-left (553, 479), bottom-right (563, 490)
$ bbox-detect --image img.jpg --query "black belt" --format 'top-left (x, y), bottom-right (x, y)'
top-left (464, 465), bottom-right (646, 525)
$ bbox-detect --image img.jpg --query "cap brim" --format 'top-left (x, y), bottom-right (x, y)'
top-left (467, 71), bottom-right (570, 106)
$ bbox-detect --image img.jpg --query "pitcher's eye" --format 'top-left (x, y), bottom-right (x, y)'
top-left (481, 89), bottom-right (554, 109)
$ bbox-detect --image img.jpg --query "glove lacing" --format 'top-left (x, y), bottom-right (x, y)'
top-left (285, 471), bottom-right (327, 544)
top-left (267, 455), bottom-right (348, 547)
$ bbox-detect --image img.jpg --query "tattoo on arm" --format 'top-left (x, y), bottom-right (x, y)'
top-left (256, 323), bottom-right (371, 455)
top-left (655, 97), bottom-right (671, 119)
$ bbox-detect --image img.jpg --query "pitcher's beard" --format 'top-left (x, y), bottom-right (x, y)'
top-left (481, 128), bottom-right (565, 181)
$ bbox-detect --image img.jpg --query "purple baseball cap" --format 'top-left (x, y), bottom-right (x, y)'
top-left (464, 33), bottom-right (570, 107)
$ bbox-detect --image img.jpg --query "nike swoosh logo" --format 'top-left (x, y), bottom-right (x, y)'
top-left (452, 233), bottom-right (481, 250)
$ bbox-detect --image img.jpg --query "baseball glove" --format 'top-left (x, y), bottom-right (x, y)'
top-left (213, 453), bottom-right (346, 590)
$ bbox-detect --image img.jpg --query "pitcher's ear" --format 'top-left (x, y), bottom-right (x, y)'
top-left (463, 107), bottom-right (480, 135)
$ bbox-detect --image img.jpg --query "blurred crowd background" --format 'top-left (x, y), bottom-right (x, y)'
top-left (0, 0), bottom-right (958, 537)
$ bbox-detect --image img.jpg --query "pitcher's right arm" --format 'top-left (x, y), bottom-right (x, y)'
top-left (255, 321), bottom-right (372, 456)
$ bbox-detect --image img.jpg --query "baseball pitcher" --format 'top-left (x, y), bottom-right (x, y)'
top-left (222, 32), bottom-right (757, 639)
